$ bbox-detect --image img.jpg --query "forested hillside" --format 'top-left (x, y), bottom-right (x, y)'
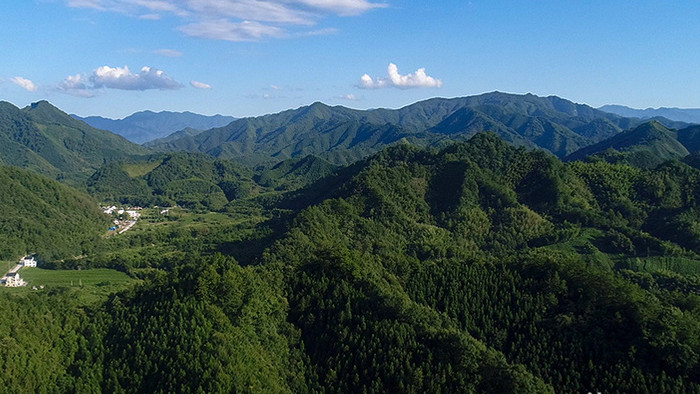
top-left (566, 120), bottom-right (692, 168)
top-left (0, 101), bottom-right (149, 185)
top-left (86, 152), bottom-right (341, 208)
top-left (2, 133), bottom-right (699, 392)
top-left (0, 165), bottom-right (109, 260)
top-left (86, 153), bottom-right (258, 209)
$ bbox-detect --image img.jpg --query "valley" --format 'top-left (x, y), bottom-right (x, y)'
top-left (0, 93), bottom-right (699, 393)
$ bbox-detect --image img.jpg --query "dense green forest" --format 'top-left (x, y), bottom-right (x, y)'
top-left (3, 130), bottom-right (700, 392)
top-left (0, 165), bottom-right (109, 260)
top-left (85, 152), bottom-right (337, 208)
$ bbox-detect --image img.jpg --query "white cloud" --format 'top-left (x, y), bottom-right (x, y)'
top-left (358, 63), bottom-right (443, 89)
top-left (179, 19), bottom-right (284, 41)
top-left (91, 65), bottom-right (182, 90)
top-left (155, 48), bottom-right (183, 57)
top-left (10, 77), bottom-right (38, 92)
top-left (57, 65), bottom-right (183, 95)
top-left (64, 0), bottom-right (387, 41)
top-left (190, 80), bottom-right (211, 89)
top-left (57, 74), bottom-right (96, 97)
top-left (185, 0), bottom-right (313, 25)
top-left (68, 0), bottom-right (186, 16)
top-left (359, 73), bottom-right (388, 89)
top-left (295, 0), bottom-right (387, 16)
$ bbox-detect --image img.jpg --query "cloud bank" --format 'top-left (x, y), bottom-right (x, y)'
top-left (11, 77), bottom-right (38, 92)
top-left (65, 0), bottom-right (387, 41)
top-left (58, 65), bottom-right (183, 96)
top-left (359, 63), bottom-right (443, 89)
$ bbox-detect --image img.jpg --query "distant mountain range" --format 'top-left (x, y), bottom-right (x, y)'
top-left (600, 105), bottom-right (700, 124)
top-left (147, 92), bottom-right (658, 166)
top-left (73, 111), bottom-right (236, 144)
top-left (0, 101), bottom-right (149, 185)
top-left (5, 93), bottom-right (700, 191)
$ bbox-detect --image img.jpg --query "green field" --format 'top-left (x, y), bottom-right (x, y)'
top-left (1, 268), bottom-right (137, 304)
top-left (20, 267), bottom-right (132, 287)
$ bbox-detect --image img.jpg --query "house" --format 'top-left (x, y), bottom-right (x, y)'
top-left (125, 210), bottom-right (141, 219)
top-left (20, 256), bottom-right (37, 267)
top-left (4, 272), bottom-right (26, 287)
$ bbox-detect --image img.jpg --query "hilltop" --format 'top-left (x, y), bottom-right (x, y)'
top-left (565, 120), bottom-right (690, 167)
top-left (0, 101), bottom-right (149, 185)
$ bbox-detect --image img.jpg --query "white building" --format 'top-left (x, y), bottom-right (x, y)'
top-left (125, 210), bottom-right (141, 219)
top-left (20, 256), bottom-right (37, 267)
top-left (4, 272), bottom-right (26, 287)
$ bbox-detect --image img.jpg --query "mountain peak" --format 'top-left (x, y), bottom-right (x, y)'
top-left (24, 100), bottom-right (72, 123)
top-left (566, 120), bottom-right (688, 167)
top-left (628, 119), bottom-right (673, 135)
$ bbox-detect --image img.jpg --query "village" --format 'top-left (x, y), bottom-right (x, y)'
top-left (1, 206), bottom-right (148, 288)
top-left (102, 205), bottom-right (143, 234)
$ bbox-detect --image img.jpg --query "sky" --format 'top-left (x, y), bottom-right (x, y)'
top-left (1, 1), bottom-right (699, 119)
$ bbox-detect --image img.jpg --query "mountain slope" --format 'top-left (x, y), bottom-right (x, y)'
top-left (261, 133), bottom-right (700, 392)
top-left (146, 92), bottom-right (636, 165)
top-left (677, 125), bottom-right (700, 153)
top-left (0, 165), bottom-right (109, 260)
top-left (565, 120), bottom-right (689, 167)
top-left (255, 155), bottom-right (338, 190)
top-left (0, 101), bottom-right (149, 185)
top-left (74, 111), bottom-right (236, 144)
top-left (87, 153), bottom-right (258, 208)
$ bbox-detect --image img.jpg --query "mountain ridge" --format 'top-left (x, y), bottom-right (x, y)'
top-left (147, 92), bottom-right (643, 165)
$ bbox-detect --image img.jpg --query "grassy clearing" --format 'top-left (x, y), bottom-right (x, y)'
top-left (620, 256), bottom-right (700, 276)
top-left (129, 208), bottom-right (265, 235)
top-left (123, 160), bottom-right (163, 177)
top-left (540, 227), bottom-right (614, 268)
top-left (20, 267), bottom-right (132, 287)
top-left (0, 268), bottom-right (138, 304)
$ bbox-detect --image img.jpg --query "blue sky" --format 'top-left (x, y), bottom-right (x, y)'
top-left (1, 1), bottom-right (699, 118)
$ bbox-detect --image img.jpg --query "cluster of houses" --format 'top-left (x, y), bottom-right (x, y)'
top-left (103, 206), bottom-right (142, 219)
top-left (103, 206), bottom-right (143, 234)
top-left (1, 256), bottom-right (37, 287)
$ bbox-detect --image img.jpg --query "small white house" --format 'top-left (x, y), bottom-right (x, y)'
top-left (21, 256), bottom-right (37, 267)
top-left (4, 272), bottom-right (26, 287)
